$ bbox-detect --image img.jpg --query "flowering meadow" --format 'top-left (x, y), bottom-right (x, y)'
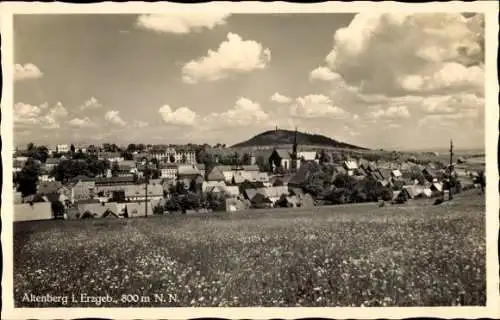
top-left (14, 191), bottom-right (485, 307)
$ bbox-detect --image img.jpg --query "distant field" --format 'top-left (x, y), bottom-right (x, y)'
top-left (14, 191), bottom-right (485, 307)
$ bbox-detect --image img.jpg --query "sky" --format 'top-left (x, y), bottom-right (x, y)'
top-left (13, 12), bottom-right (485, 150)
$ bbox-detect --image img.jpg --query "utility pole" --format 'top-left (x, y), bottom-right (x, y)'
top-left (145, 160), bottom-right (149, 217)
top-left (448, 139), bottom-right (454, 200)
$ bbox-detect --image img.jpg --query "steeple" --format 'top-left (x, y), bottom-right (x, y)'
top-left (292, 126), bottom-right (298, 156)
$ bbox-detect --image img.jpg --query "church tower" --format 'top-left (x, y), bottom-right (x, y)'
top-left (291, 127), bottom-right (298, 171)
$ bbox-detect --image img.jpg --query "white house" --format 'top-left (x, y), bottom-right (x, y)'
top-left (56, 144), bottom-right (69, 153)
top-left (160, 164), bottom-right (178, 180)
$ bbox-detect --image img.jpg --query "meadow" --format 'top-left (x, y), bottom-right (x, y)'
top-left (13, 190), bottom-right (486, 307)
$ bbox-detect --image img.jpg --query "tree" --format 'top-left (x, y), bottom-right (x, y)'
top-left (242, 153), bottom-right (251, 165)
top-left (169, 154), bottom-right (176, 163)
top-left (272, 179), bottom-right (284, 187)
top-left (27, 142), bottom-right (35, 151)
top-left (51, 201), bottom-right (65, 218)
top-left (70, 144), bottom-right (76, 153)
top-left (181, 154), bottom-right (187, 163)
top-left (127, 144), bottom-right (137, 153)
top-left (111, 161), bottom-right (120, 177)
top-left (17, 159), bottom-right (40, 197)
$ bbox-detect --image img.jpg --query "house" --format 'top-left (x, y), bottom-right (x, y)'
top-left (202, 181), bottom-right (227, 193)
top-left (287, 165), bottom-right (311, 188)
top-left (422, 168), bottom-right (438, 183)
top-left (70, 178), bottom-right (96, 203)
top-left (402, 185), bottom-right (422, 199)
top-left (160, 164), bottom-right (178, 180)
top-left (261, 186), bottom-right (289, 204)
top-left (175, 150), bottom-right (197, 164)
top-left (56, 144), bottom-right (69, 153)
top-left (269, 149), bottom-right (292, 171)
top-left (177, 164), bottom-right (203, 188)
top-left (98, 152), bottom-right (123, 162)
top-left (14, 202), bottom-right (53, 222)
top-left (45, 157), bottom-right (61, 170)
top-left (224, 186), bottom-right (241, 198)
top-left (391, 169), bottom-right (403, 180)
top-left (297, 151), bottom-right (317, 162)
top-left (206, 166), bottom-right (226, 182)
top-left (343, 160), bottom-right (358, 176)
top-left (39, 174), bottom-right (55, 182)
top-left (123, 184), bottom-right (163, 202)
top-left (431, 182), bottom-right (443, 192)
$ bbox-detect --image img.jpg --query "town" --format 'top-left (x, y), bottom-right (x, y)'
top-left (13, 129), bottom-right (486, 222)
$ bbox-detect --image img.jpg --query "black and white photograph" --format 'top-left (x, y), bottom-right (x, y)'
top-left (1, 1), bottom-right (498, 319)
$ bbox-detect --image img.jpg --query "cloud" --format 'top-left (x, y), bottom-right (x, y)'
top-left (69, 117), bottom-right (95, 128)
top-left (204, 97), bottom-right (270, 127)
top-left (182, 33), bottom-right (271, 84)
top-left (132, 120), bottom-right (149, 128)
top-left (270, 92), bottom-right (292, 104)
top-left (14, 102), bottom-right (43, 124)
top-left (14, 101), bottom-right (68, 129)
top-left (325, 13), bottom-right (484, 96)
top-left (290, 94), bottom-right (348, 119)
top-left (136, 13), bottom-right (230, 34)
top-left (80, 97), bottom-right (103, 110)
top-left (105, 110), bottom-right (127, 126)
top-left (367, 106), bottom-right (411, 119)
top-left (14, 63), bottom-right (43, 81)
top-left (309, 66), bottom-right (341, 82)
top-left (159, 105), bottom-right (197, 125)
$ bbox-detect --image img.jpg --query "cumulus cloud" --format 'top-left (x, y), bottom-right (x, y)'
top-left (136, 13), bottom-right (230, 34)
top-left (14, 63), bottom-right (43, 81)
top-left (309, 66), bottom-right (341, 82)
top-left (204, 97), bottom-right (270, 127)
top-left (14, 102), bottom-right (43, 124)
top-left (14, 101), bottom-right (68, 129)
top-left (270, 92), bottom-right (292, 104)
top-left (69, 117), bottom-right (95, 128)
top-left (159, 105), bottom-right (197, 125)
top-left (80, 96), bottom-right (103, 110)
top-left (367, 106), bottom-right (411, 119)
top-left (325, 13), bottom-right (484, 96)
top-left (105, 110), bottom-right (127, 126)
top-left (290, 94), bottom-right (348, 119)
top-left (182, 33), bottom-right (271, 84)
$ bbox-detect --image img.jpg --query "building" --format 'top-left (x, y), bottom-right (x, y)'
top-left (70, 176), bottom-right (96, 203)
top-left (123, 183), bottom-right (163, 202)
top-left (56, 144), bottom-right (69, 153)
top-left (269, 149), bottom-right (292, 171)
top-left (14, 202), bottom-right (53, 222)
top-left (160, 164), bottom-right (178, 180)
top-left (175, 150), bottom-right (197, 164)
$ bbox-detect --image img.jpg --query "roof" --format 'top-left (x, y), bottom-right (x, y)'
top-left (196, 163), bottom-right (206, 170)
top-left (159, 163), bottom-right (178, 169)
top-left (289, 187), bottom-right (305, 197)
top-left (225, 186), bottom-right (241, 197)
top-left (123, 184), bottom-right (163, 198)
top-left (38, 181), bottom-right (62, 195)
top-left (95, 176), bottom-right (135, 185)
top-left (78, 202), bottom-right (119, 218)
top-left (432, 182), bottom-right (443, 192)
top-left (274, 149), bottom-right (291, 160)
top-left (402, 185), bottom-right (421, 198)
top-left (344, 160), bottom-right (358, 170)
top-left (297, 151), bottom-right (317, 161)
top-left (242, 165), bottom-right (260, 171)
top-left (261, 186), bottom-right (289, 198)
top-left (177, 164), bottom-right (200, 176)
top-left (244, 188), bottom-right (259, 200)
top-left (391, 169), bottom-right (402, 177)
top-left (72, 175), bottom-right (93, 182)
top-left (207, 167), bottom-right (226, 181)
top-left (202, 181), bottom-right (227, 192)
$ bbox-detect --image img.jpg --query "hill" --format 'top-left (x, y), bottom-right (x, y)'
top-left (231, 129), bottom-right (368, 150)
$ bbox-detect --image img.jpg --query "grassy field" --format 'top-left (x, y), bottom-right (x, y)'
top-left (13, 190), bottom-right (485, 307)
